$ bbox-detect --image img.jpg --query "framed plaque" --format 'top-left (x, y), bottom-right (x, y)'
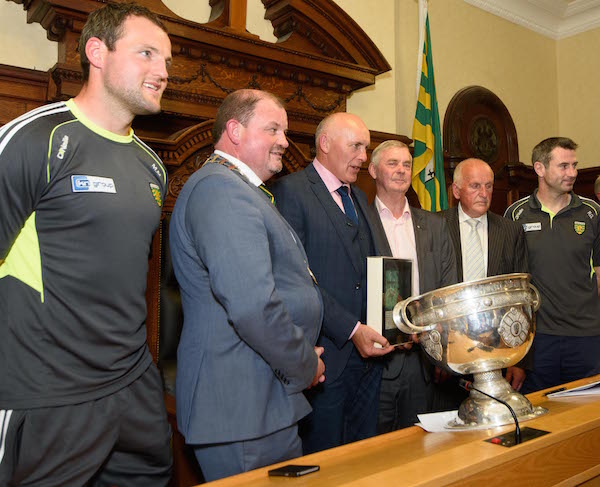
top-left (366, 257), bottom-right (413, 346)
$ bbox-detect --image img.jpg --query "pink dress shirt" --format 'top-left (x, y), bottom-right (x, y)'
top-left (374, 196), bottom-right (420, 296)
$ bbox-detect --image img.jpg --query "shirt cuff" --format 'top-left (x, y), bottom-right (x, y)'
top-left (348, 321), bottom-right (361, 340)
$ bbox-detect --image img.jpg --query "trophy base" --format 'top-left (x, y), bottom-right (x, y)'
top-left (446, 370), bottom-right (548, 430)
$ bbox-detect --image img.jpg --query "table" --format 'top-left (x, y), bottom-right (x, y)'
top-left (203, 376), bottom-right (600, 486)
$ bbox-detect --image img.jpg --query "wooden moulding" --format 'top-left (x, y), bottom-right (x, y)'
top-left (8, 0), bottom-right (391, 138)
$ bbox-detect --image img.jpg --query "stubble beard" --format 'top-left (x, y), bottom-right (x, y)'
top-left (105, 74), bottom-right (162, 118)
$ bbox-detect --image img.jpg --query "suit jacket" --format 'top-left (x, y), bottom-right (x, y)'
top-left (271, 162), bottom-right (389, 382)
top-left (369, 203), bottom-right (458, 379)
top-left (442, 207), bottom-right (528, 279)
top-left (170, 156), bottom-right (323, 444)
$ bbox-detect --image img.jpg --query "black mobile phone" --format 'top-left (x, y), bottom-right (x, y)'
top-left (267, 464), bottom-right (320, 477)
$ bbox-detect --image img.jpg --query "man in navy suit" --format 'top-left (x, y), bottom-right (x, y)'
top-left (367, 140), bottom-right (460, 432)
top-left (443, 158), bottom-right (528, 390)
top-left (170, 90), bottom-right (325, 481)
top-left (272, 112), bottom-right (394, 454)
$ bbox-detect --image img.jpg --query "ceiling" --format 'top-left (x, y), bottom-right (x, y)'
top-left (464, 0), bottom-right (600, 39)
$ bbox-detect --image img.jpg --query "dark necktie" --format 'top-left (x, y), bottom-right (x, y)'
top-left (336, 185), bottom-right (358, 224)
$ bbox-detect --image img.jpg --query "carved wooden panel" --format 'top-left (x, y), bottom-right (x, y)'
top-left (444, 85), bottom-right (519, 173)
top-left (9, 0), bottom-right (390, 139)
top-left (443, 85), bottom-right (525, 214)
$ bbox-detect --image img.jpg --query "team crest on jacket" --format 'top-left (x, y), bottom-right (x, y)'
top-left (149, 182), bottom-right (162, 207)
top-left (574, 221), bottom-right (586, 235)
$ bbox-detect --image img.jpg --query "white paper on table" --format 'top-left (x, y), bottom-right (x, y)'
top-left (416, 410), bottom-right (459, 432)
top-left (546, 379), bottom-right (600, 398)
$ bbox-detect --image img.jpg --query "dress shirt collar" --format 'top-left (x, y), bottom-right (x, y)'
top-left (313, 158), bottom-right (351, 195)
top-left (458, 203), bottom-right (488, 227)
top-left (375, 195), bottom-right (411, 222)
top-left (214, 149), bottom-right (263, 187)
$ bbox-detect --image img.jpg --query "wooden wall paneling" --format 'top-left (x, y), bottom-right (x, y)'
top-left (443, 85), bottom-right (532, 214)
top-left (0, 64), bottom-right (48, 126)
top-left (574, 167), bottom-right (600, 203)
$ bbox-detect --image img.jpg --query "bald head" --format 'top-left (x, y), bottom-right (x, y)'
top-left (452, 158), bottom-right (494, 218)
top-left (315, 112), bottom-right (370, 184)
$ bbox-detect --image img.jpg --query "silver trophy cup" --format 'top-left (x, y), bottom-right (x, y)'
top-left (393, 273), bottom-right (547, 429)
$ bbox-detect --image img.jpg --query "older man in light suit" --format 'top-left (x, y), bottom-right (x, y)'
top-left (367, 140), bottom-right (460, 432)
top-left (170, 90), bottom-right (324, 481)
top-left (443, 158), bottom-right (529, 390)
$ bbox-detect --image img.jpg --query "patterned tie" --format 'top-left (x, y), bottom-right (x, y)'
top-left (336, 185), bottom-right (358, 224)
top-left (259, 184), bottom-right (275, 205)
top-left (464, 218), bottom-right (485, 282)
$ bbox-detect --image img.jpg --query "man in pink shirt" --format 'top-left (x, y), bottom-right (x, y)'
top-left (368, 140), bottom-right (461, 431)
top-left (272, 113), bottom-right (394, 454)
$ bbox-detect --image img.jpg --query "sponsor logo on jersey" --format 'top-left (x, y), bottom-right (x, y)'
top-left (574, 221), bottom-right (586, 235)
top-left (588, 210), bottom-right (595, 220)
top-left (523, 222), bottom-right (541, 232)
top-left (57, 135), bottom-right (69, 160)
top-left (150, 182), bottom-right (162, 207)
top-left (71, 175), bottom-right (116, 193)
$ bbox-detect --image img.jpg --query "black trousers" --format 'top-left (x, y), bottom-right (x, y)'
top-left (0, 365), bottom-right (172, 487)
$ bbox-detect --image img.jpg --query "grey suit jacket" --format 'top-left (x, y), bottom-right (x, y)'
top-left (369, 203), bottom-right (458, 379)
top-left (271, 163), bottom-right (389, 382)
top-left (170, 157), bottom-right (323, 444)
top-left (442, 207), bottom-right (528, 279)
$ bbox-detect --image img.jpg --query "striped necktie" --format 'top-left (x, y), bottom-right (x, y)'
top-left (463, 218), bottom-right (485, 282)
top-left (259, 184), bottom-right (275, 205)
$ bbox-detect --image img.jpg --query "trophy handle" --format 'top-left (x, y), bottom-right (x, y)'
top-left (392, 296), bottom-right (437, 334)
top-left (530, 283), bottom-right (541, 312)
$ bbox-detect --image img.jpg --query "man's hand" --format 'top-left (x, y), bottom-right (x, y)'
top-left (352, 324), bottom-right (395, 358)
top-left (505, 366), bottom-right (526, 391)
top-left (308, 346), bottom-right (325, 388)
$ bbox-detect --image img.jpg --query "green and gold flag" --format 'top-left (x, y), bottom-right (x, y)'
top-left (411, 9), bottom-right (448, 212)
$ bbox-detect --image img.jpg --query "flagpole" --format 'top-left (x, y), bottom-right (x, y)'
top-left (416, 0), bottom-right (427, 99)
top-left (411, 0), bottom-right (449, 212)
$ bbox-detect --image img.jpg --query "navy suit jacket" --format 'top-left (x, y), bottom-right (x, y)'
top-left (170, 157), bottom-right (323, 444)
top-left (369, 203), bottom-right (457, 379)
top-left (271, 163), bottom-right (389, 382)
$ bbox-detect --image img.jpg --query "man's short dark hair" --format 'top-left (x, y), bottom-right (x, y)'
top-left (79, 2), bottom-right (167, 82)
top-left (532, 137), bottom-right (578, 167)
top-left (212, 90), bottom-right (285, 144)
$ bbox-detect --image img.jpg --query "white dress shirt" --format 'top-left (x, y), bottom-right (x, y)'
top-left (215, 149), bottom-right (263, 187)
